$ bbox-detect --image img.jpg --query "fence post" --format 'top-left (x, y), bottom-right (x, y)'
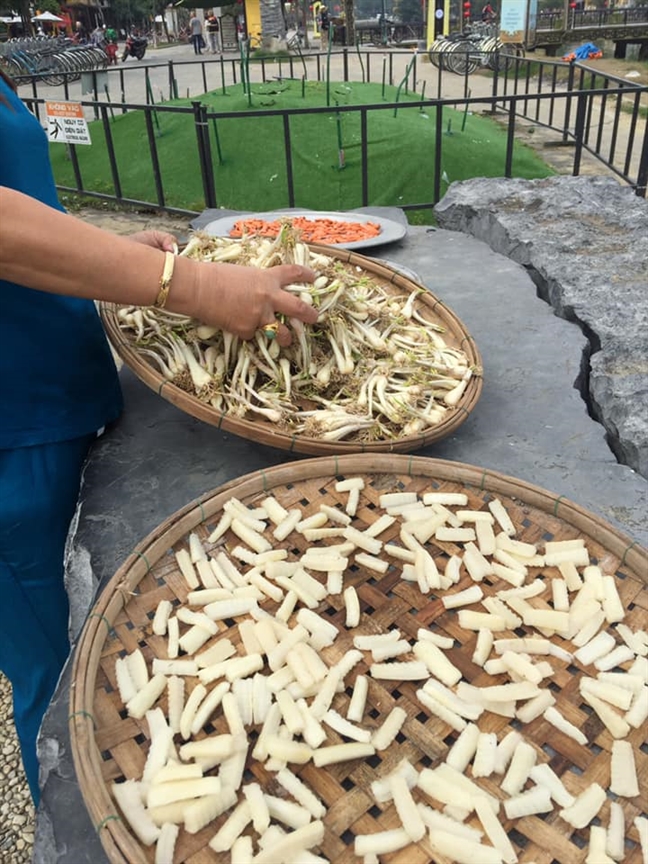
top-left (343, 48), bottom-right (349, 82)
top-left (563, 60), bottom-right (575, 144)
top-left (505, 98), bottom-right (516, 178)
top-left (192, 101), bottom-right (215, 209)
top-left (168, 60), bottom-right (175, 101)
top-left (282, 113), bottom-right (295, 208)
top-left (635, 117), bottom-right (648, 198)
top-left (100, 104), bottom-right (122, 200)
top-left (572, 91), bottom-right (588, 178)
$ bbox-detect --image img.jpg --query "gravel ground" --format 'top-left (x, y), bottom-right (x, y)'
top-left (0, 674), bottom-right (35, 864)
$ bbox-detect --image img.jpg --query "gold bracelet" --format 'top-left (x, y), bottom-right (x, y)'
top-left (153, 250), bottom-right (176, 309)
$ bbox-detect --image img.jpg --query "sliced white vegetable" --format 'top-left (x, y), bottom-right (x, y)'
top-left (606, 801), bottom-right (625, 861)
top-left (586, 824), bottom-right (615, 864)
top-left (504, 784), bottom-right (553, 819)
top-left (112, 780), bottom-right (161, 846)
top-left (428, 827), bottom-right (504, 864)
top-left (126, 674), bottom-right (167, 720)
top-left (494, 730), bottom-right (522, 775)
top-left (371, 706), bottom-right (407, 751)
top-left (610, 739), bottom-right (639, 797)
top-left (312, 742), bottom-right (375, 767)
top-left (472, 732), bottom-right (498, 778)
top-left (354, 829), bottom-right (411, 857)
top-left (580, 692), bottom-right (630, 739)
top-left (154, 822), bottom-right (179, 864)
top-left (175, 548), bottom-right (199, 590)
top-left (152, 600), bottom-right (173, 637)
top-left (208, 800), bottom-right (252, 852)
top-left (543, 705), bottom-right (589, 745)
top-left (560, 783), bottom-right (606, 829)
top-left (474, 795), bottom-right (518, 864)
top-left (528, 763), bottom-right (575, 807)
top-left (390, 773), bottom-right (426, 841)
top-left (346, 674), bottom-right (369, 723)
top-left (472, 628), bottom-right (494, 667)
top-left (500, 740), bottom-right (537, 796)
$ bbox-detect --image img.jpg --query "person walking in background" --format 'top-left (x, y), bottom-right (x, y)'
top-left (189, 10), bottom-right (204, 54)
top-left (206, 11), bottom-right (221, 53)
top-left (481, 2), bottom-right (496, 22)
top-left (318, 5), bottom-right (330, 50)
top-left (0, 65), bottom-right (317, 807)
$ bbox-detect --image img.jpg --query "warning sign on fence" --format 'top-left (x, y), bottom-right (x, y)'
top-left (45, 101), bottom-right (91, 145)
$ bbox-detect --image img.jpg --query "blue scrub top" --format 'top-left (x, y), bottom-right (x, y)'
top-left (0, 76), bottom-right (123, 448)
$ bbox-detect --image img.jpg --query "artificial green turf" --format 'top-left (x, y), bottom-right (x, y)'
top-left (49, 80), bottom-right (554, 216)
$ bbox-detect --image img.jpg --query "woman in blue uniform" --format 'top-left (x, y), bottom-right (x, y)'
top-left (0, 68), bottom-right (317, 804)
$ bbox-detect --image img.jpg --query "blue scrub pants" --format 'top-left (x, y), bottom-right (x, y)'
top-left (0, 434), bottom-right (94, 805)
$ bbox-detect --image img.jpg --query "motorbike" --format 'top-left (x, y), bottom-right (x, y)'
top-left (122, 34), bottom-right (147, 61)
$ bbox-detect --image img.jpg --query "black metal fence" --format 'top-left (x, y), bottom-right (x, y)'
top-left (20, 52), bottom-right (648, 216)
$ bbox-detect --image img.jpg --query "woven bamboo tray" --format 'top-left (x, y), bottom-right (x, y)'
top-left (100, 246), bottom-right (482, 456)
top-left (70, 456), bottom-right (648, 864)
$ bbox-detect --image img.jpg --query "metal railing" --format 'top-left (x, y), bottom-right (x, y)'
top-left (17, 53), bottom-right (648, 216)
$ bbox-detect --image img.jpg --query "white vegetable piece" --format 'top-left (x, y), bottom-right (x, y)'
top-left (152, 600), bottom-right (173, 637)
top-left (586, 825), bottom-right (615, 864)
top-left (354, 829), bottom-right (411, 857)
top-left (528, 763), bottom-right (575, 807)
top-left (474, 796), bottom-right (518, 864)
top-left (371, 706), bottom-right (407, 751)
top-left (443, 585), bottom-right (484, 609)
top-left (504, 785), bottom-right (553, 819)
top-left (501, 741), bottom-right (537, 796)
top-left (428, 827), bottom-right (504, 864)
top-left (346, 674), bottom-right (368, 723)
top-left (610, 740), bottom-right (639, 797)
top-left (126, 674), bottom-right (167, 720)
top-left (412, 639), bottom-right (462, 686)
top-left (312, 742), bottom-right (375, 767)
top-left (154, 822), bottom-right (179, 864)
top-left (446, 723), bottom-right (480, 772)
top-left (560, 783), bottom-right (606, 829)
top-left (343, 585), bottom-right (361, 628)
top-left (633, 816), bottom-right (648, 864)
top-left (606, 801), bottom-right (625, 861)
top-left (112, 780), bottom-right (161, 846)
top-left (275, 768), bottom-right (326, 820)
top-left (543, 705), bottom-right (588, 745)
top-left (208, 800), bottom-right (252, 852)
top-left (390, 774), bottom-right (426, 842)
top-left (253, 822), bottom-right (325, 864)
top-left (472, 732), bottom-right (498, 778)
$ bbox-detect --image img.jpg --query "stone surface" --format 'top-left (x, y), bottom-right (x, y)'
top-left (433, 174), bottom-right (648, 478)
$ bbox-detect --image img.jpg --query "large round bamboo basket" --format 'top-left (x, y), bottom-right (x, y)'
top-left (100, 246), bottom-right (483, 455)
top-left (70, 455), bottom-right (647, 864)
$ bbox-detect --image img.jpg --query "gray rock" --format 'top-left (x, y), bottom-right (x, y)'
top-left (434, 175), bottom-right (648, 478)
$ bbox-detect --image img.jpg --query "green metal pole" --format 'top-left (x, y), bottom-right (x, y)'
top-left (461, 89), bottom-right (471, 131)
top-left (211, 117), bottom-right (224, 164)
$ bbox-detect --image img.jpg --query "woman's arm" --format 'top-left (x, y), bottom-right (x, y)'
top-left (0, 187), bottom-right (318, 344)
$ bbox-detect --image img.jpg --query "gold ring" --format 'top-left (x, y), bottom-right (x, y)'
top-left (261, 321), bottom-right (279, 340)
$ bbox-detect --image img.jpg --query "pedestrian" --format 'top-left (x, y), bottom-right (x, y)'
top-left (205, 10), bottom-right (221, 53)
top-left (318, 4), bottom-right (330, 50)
top-left (0, 66), bottom-right (317, 807)
top-left (481, 1), bottom-right (496, 21)
top-left (189, 10), bottom-right (204, 54)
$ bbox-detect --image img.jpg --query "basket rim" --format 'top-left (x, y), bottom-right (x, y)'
top-left (100, 246), bottom-right (483, 455)
top-left (70, 454), bottom-right (647, 863)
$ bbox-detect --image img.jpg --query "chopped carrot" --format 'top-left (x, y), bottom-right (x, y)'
top-left (229, 216), bottom-right (381, 244)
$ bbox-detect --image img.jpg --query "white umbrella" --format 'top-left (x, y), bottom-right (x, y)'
top-left (32, 11), bottom-right (64, 21)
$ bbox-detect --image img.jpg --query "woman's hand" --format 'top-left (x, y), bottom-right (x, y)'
top-left (192, 261), bottom-right (319, 347)
top-left (129, 230), bottom-right (178, 253)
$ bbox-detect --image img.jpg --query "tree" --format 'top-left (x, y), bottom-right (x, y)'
top-left (259, 0), bottom-right (287, 41)
top-left (342, 0), bottom-right (355, 43)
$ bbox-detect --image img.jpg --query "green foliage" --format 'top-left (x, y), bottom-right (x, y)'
top-left (37, 0), bottom-right (62, 15)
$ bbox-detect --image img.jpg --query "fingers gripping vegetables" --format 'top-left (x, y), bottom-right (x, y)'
top-left (114, 225), bottom-right (480, 444)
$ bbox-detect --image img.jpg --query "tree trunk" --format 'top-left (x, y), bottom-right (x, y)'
top-left (260, 0), bottom-right (287, 41)
top-left (343, 0), bottom-right (355, 44)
